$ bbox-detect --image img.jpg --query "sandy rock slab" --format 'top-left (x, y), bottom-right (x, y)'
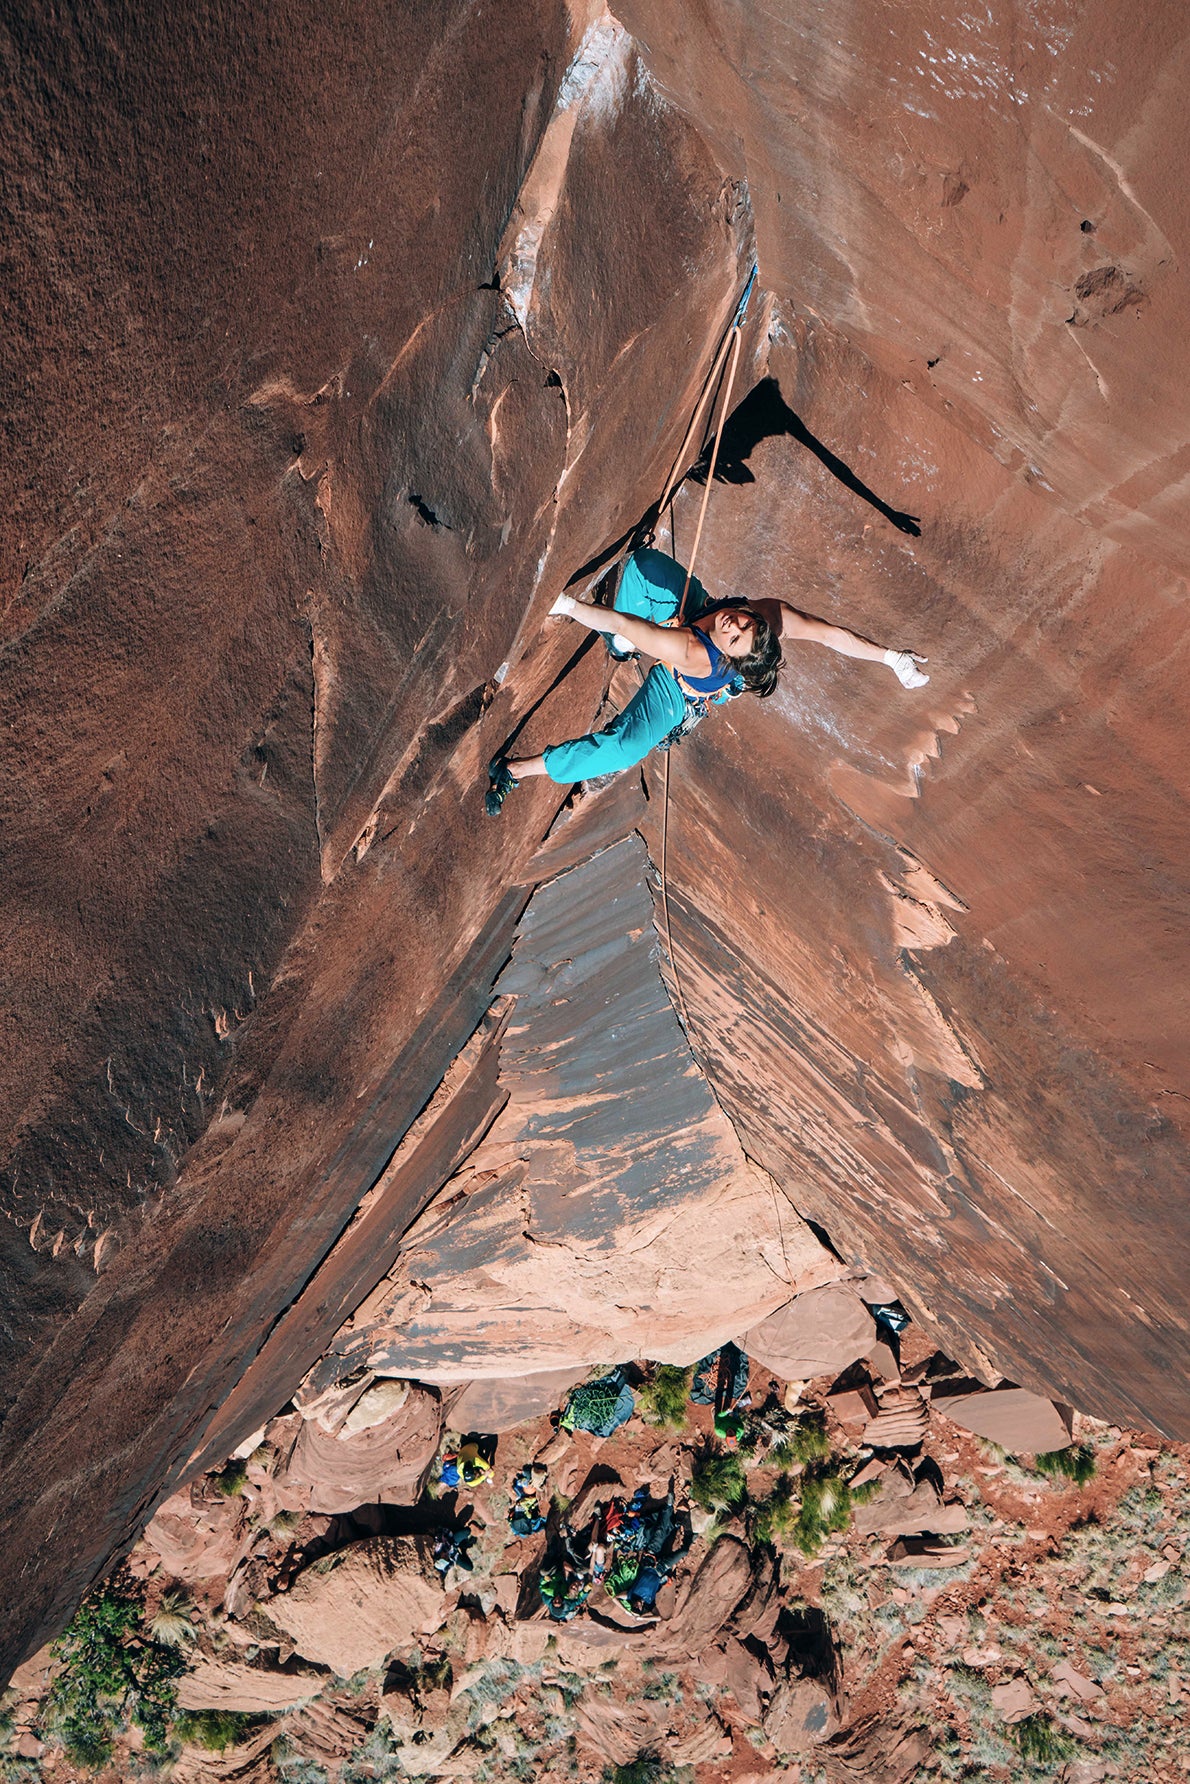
top-left (930, 1383), bottom-right (1073, 1452)
top-left (267, 1536), bottom-right (446, 1675)
top-left (446, 1366), bottom-right (590, 1432)
top-left (176, 1657), bottom-right (325, 1714)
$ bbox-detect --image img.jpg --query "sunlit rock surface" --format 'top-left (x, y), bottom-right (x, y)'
top-left (2, 0), bottom-right (1188, 1675)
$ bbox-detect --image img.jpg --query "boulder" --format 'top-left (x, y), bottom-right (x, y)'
top-left (279, 1384), bottom-right (445, 1512)
top-left (1051, 1660), bottom-right (1105, 1706)
top-left (668, 1718), bottom-right (733, 1765)
top-left (658, 1536), bottom-right (776, 1660)
top-left (549, 1536), bottom-right (773, 1667)
top-left (828, 1381), bottom-right (880, 1430)
top-left (741, 1286), bottom-right (874, 1383)
top-left (822, 1716), bottom-right (931, 1782)
top-left (6, 1642), bottom-right (56, 1698)
top-left (764, 1677), bottom-right (840, 1751)
top-left (861, 1390), bottom-right (930, 1451)
top-left (990, 1676), bottom-right (1037, 1723)
top-left (267, 1536), bottom-right (446, 1675)
top-left (853, 1471), bottom-right (968, 1539)
top-left (575, 1697), bottom-right (665, 1767)
top-left (887, 1537), bottom-right (971, 1568)
top-left (930, 1384), bottom-right (1073, 1453)
top-left (721, 1635), bottom-right (773, 1721)
top-left (142, 1486), bottom-right (253, 1584)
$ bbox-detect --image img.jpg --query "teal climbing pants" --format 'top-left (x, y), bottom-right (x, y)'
top-left (542, 549), bottom-right (709, 785)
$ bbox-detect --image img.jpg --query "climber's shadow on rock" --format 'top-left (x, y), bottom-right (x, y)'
top-left (691, 377), bottom-right (922, 537)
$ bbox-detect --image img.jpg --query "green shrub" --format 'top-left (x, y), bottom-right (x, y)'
top-left (1013, 1714), bottom-right (1075, 1763)
top-left (605, 1756), bottom-right (673, 1784)
top-left (1033, 1445), bottom-right (1096, 1485)
top-left (751, 1476), bottom-right (798, 1545)
top-left (636, 1366), bottom-right (691, 1430)
top-left (792, 1469), bottom-right (854, 1556)
top-left (211, 1458), bottom-right (248, 1497)
top-left (173, 1710), bottom-right (260, 1752)
top-left (769, 1412), bottom-right (831, 1468)
top-left (690, 1446), bottom-right (746, 1514)
top-left (44, 1586), bottom-right (184, 1766)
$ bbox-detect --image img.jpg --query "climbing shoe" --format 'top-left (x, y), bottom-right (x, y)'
top-left (606, 632), bottom-right (637, 661)
top-left (485, 757), bottom-right (518, 817)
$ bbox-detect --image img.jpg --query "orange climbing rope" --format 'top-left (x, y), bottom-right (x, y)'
top-left (657, 267), bottom-right (757, 1042)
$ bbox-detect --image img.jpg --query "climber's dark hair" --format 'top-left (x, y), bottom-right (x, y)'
top-left (734, 611), bottom-right (783, 699)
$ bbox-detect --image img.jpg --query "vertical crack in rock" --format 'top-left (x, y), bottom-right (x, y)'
top-left (308, 602), bottom-right (330, 876)
top-left (499, 12), bottom-right (631, 331)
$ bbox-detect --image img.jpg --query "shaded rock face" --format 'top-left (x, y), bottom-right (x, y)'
top-left (309, 833), bottom-right (835, 1385)
top-left (0, 0), bottom-right (753, 1669)
top-left (1, 0), bottom-right (1188, 1680)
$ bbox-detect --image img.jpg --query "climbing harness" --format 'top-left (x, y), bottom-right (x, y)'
top-left (658, 263), bottom-right (758, 1041)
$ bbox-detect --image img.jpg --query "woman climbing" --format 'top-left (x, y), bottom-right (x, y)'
top-left (485, 546), bottom-right (928, 815)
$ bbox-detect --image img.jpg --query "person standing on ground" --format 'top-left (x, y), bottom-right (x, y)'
top-left (485, 547), bottom-right (928, 815)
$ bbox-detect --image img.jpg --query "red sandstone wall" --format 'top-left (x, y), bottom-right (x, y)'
top-left (622, 0), bottom-right (1190, 1425)
top-left (1, 0), bottom-right (1188, 1675)
top-left (0, 0), bottom-right (749, 1668)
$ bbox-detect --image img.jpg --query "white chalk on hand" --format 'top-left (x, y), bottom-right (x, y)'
top-left (550, 593), bottom-right (577, 618)
top-left (884, 648), bottom-right (930, 689)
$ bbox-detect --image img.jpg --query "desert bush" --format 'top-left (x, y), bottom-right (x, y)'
top-left (1013, 1713), bottom-right (1075, 1764)
top-left (690, 1446), bottom-right (746, 1514)
top-left (43, 1586), bottom-right (184, 1767)
top-left (1033, 1444), bottom-right (1096, 1484)
top-left (750, 1476), bottom-right (797, 1545)
top-left (768, 1411), bottom-right (831, 1468)
top-left (146, 1589), bottom-right (195, 1649)
top-left (211, 1458), bottom-right (248, 1497)
top-left (605, 1756), bottom-right (674, 1784)
top-left (792, 1469), bottom-right (856, 1556)
top-left (636, 1366), bottom-right (691, 1430)
top-left (173, 1710), bottom-right (260, 1752)
top-left (272, 1748), bottom-right (331, 1784)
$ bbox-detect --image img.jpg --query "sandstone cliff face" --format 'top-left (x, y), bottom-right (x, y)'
top-left (1, 0), bottom-right (1187, 1675)
top-left (1, 0), bottom-right (755, 1668)
top-left (621, 0), bottom-right (1190, 1428)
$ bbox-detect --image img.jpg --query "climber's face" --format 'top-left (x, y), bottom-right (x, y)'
top-left (712, 607), bottom-right (759, 657)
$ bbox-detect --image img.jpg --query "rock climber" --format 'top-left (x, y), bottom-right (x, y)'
top-left (538, 1561), bottom-right (590, 1622)
top-left (437, 1433), bottom-right (496, 1489)
top-left (432, 1525), bottom-right (476, 1577)
top-left (485, 547), bottom-right (929, 814)
top-left (508, 1462), bottom-right (549, 1538)
top-left (605, 1486), bottom-right (693, 1617)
